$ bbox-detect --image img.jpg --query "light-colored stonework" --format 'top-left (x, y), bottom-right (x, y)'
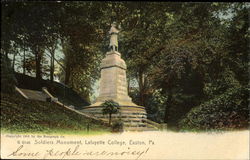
top-left (81, 23), bottom-right (158, 131)
top-left (91, 50), bottom-right (137, 107)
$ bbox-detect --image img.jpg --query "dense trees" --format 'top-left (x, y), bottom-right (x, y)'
top-left (1, 2), bottom-right (248, 130)
top-left (119, 3), bottom-right (249, 129)
top-left (1, 54), bottom-right (17, 94)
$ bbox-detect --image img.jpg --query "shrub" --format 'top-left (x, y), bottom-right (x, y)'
top-left (112, 120), bottom-right (124, 132)
top-left (179, 87), bottom-right (249, 131)
top-left (101, 100), bottom-right (120, 125)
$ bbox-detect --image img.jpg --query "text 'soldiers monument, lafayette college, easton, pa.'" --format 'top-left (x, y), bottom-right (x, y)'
top-left (81, 24), bottom-right (157, 131)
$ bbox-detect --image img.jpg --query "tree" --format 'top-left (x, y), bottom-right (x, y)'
top-left (114, 2), bottom-right (243, 127)
top-left (226, 4), bottom-right (249, 87)
top-left (45, 36), bottom-right (58, 82)
top-left (1, 54), bottom-right (17, 94)
top-left (102, 100), bottom-right (120, 125)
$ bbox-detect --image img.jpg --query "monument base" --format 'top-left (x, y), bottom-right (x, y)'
top-left (90, 99), bottom-right (138, 107)
top-left (81, 25), bottom-right (160, 131)
top-left (80, 105), bottom-right (156, 131)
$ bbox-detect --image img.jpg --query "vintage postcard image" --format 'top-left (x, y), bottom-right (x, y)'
top-left (1, 1), bottom-right (249, 159)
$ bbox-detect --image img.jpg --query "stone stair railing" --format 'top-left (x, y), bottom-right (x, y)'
top-left (16, 86), bottom-right (50, 101)
top-left (15, 86), bottom-right (29, 99)
top-left (142, 119), bottom-right (163, 130)
top-left (42, 87), bottom-right (109, 126)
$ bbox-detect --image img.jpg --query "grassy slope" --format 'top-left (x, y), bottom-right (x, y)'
top-left (14, 72), bottom-right (90, 110)
top-left (1, 93), bottom-right (110, 135)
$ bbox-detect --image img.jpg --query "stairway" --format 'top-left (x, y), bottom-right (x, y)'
top-left (16, 88), bottom-right (50, 101)
top-left (16, 87), bottom-right (162, 131)
top-left (80, 106), bottom-right (161, 131)
top-left (16, 87), bottom-right (109, 126)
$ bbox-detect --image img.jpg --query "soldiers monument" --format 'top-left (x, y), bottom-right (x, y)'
top-left (82, 23), bottom-right (152, 131)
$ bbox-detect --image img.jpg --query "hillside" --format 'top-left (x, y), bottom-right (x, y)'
top-left (1, 93), bottom-right (110, 134)
top-left (15, 73), bottom-right (90, 110)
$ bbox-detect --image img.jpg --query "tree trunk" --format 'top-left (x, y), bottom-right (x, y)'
top-left (4, 43), bottom-right (10, 59)
top-left (23, 45), bottom-right (26, 74)
top-left (61, 38), bottom-right (71, 85)
top-left (5, 50), bottom-right (8, 59)
top-left (48, 43), bottom-right (57, 82)
top-left (12, 52), bottom-right (16, 71)
top-left (64, 61), bottom-right (71, 85)
top-left (138, 69), bottom-right (145, 106)
top-left (64, 66), bottom-right (70, 85)
top-left (50, 49), bottom-right (55, 82)
top-left (35, 46), bottom-right (42, 80)
top-left (109, 113), bottom-right (112, 125)
top-left (164, 89), bottom-right (172, 123)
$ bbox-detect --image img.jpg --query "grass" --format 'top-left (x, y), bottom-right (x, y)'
top-left (1, 93), bottom-right (111, 135)
top-left (1, 127), bottom-right (109, 136)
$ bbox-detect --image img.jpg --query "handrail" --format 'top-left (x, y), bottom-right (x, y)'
top-left (42, 87), bottom-right (110, 126)
top-left (145, 123), bottom-right (159, 129)
top-left (143, 119), bottom-right (161, 129)
top-left (15, 86), bottom-right (29, 99)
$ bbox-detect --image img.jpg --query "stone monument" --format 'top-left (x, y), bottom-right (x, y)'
top-left (92, 23), bottom-right (136, 107)
top-left (81, 23), bottom-right (149, 131)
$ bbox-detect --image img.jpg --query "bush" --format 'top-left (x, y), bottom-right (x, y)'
top-left (1, 54), bottom-right (17, 94)
top-left (145, 90), bottom-right (166, 123)
top-left (179, 87), bottom-right (249, 131)
top-left (111, 120), bottom-right (124, 132)
top-left (102, 100), bottom-right (120, 125)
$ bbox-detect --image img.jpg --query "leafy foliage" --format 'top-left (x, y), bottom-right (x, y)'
top-left (1, 2), bottom-right (249, 131)
top-left (111, 119), bottom-right (124, 132)
top-left (102, 100), bottom-right (120, 125)
top-left (1, 93), bottom-right (110, 133)
top-left (179, 87), bottom-right (249, 131)
top-left (121, 2), bottom-right (249, 129)
top-left (1, 54), bottom-right (17, 94)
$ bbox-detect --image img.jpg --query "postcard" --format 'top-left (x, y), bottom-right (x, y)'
top-left (1, 1), bottom-right (249, 160)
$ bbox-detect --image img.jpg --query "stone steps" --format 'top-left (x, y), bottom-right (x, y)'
top-left (81, 113), bottom-right (147, 122)
top-left (17, 88), bottom-right (50, 102)
top-left (81, 109), bottom-right (147, 114)
top-left (81, 105), bottom-right (161, 131)
top-left (89, 114), bottom-right (147, 119)
top-left (14, 87), bottom-right (161, 131)
top-left (123, 126), bottom-right (158, 131)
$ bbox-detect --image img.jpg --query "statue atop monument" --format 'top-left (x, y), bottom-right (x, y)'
top-left (109, 22), bottom-right (119, 52)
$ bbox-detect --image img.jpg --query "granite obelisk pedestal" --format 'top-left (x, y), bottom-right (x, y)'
top-left (81, 24), bottom-right (148, 131)
top-left (91, 50), bottom-right (136, 107)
